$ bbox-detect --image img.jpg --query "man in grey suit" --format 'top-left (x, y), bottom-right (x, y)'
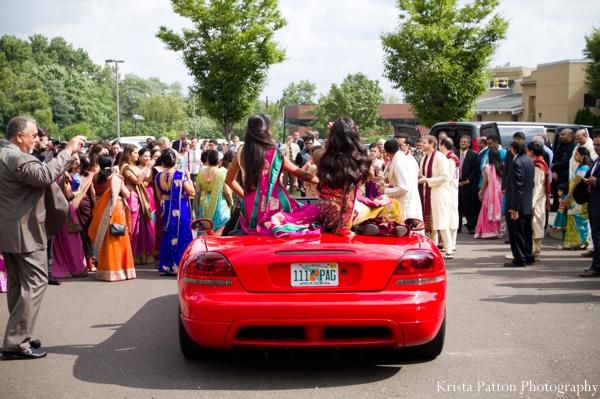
top-left (0, 116), bottom-right (86, 360)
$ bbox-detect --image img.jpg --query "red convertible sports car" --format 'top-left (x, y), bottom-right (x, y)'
top-left (177, 199), bottom-right (446, 360)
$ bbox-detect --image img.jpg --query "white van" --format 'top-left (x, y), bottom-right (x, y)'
top-left (114, 136), bottom-right (156, 149)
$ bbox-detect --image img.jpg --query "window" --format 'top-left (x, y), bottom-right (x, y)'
top-left (584, 94), bottom-right (597, 108)
top-left (511, 114), bottom-right (519, 122)
top-left (477, 114), bottom-right (483, 121)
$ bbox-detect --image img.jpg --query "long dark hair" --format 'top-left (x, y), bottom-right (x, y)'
top-left (96, 154), bottom-right (113, 183)
top-left (78, 152), bottom-right (90, 177)
top-left (577, 146), bottom-right (592, 167)
top-left (242, 114), bottom-right (276, 193)
top-left (487, 147), bottom-right (503, 176)
top-left (118, 144), bottom-right (137, 169)
top-left (317, 116), bottom-right (371, 188)
top-left (222, 150), bottom-right (235, 169)
top-left (89, 143), bottom-right (110, 169)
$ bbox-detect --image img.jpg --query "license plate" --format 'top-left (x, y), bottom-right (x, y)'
top-left (291, 263), bottom-right (339, 287)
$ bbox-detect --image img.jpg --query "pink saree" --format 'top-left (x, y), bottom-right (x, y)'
top-left (474, 164), bottom-right (503, 238)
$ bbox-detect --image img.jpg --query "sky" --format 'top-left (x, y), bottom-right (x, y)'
top-left (1, 0), bottom-right (599, 103)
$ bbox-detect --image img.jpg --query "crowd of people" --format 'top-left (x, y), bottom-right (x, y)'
top-left (1, 113), bottom-right (600, 360)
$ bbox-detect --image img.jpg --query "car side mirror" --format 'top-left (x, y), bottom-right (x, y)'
top-left (191, 218), bottom-right (214, 232)
top-left (404, 218), bottom-right (425, 231)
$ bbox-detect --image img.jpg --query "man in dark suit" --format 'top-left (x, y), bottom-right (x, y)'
top-left (0, 116), bottom-right (86, 359)
top-left (172, 131), bottom-right (187, 152)
top-left (292, 131), bottom-right (304, 151)
top-left (501, 132), bottom-right (527, 243)
top-left (504, 139), bottom-right (535, 267)
top-left (550, 129), bottom-right (576, 211)
top-left (457, 135), bottom-right (480, 233)
top-left (581, 136), bottom-right (600, 277)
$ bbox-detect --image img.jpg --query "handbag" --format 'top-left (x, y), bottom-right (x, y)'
top-left (44, 182), bottom-right (69, 240)
top-left (573, 182), bottom-right (590, 205)
top-left (110, 223), bottom-right (126, 236)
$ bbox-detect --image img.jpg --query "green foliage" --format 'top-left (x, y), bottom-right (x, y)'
top-left (0, 33), bottom-right (194, 142)
top-left (59, 121), bottom-right (93, 141)
top-left (574, 107), bottom-right (600, 126)
top-left (157, 0), bottom-right (287, 140)
top-left (119, 73), bottom-right (184, 120)
top-left (0, 34), bottom-right (113, 138)
top-left (584, 25), bottom-right (600, 100)
top-left (381, 0), bottom-right (508, 127)
top-left (308, 73), bottom-right (383, 136)
top-left (138, 93), bottom-right (187, 127)
top-left (280, 80), bottom-right (317, 106)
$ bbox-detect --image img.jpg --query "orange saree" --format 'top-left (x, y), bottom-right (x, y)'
top-left (88, 175), bottom-right (135, 282)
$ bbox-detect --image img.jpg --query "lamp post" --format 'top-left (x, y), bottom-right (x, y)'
top-left (106, 59), bottom-right (124, 138)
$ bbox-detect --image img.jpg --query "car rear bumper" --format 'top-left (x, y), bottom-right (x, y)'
top-left (180, 288), bottom-right (445, 350)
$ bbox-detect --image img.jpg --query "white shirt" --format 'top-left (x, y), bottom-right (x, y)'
top-left (384, 151), bottom-right (423, 220)
top-left (184, 149), bottom-right (201, 174)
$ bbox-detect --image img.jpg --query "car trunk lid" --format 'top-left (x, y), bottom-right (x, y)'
top-left (205, 233), bottom-right (422, 293)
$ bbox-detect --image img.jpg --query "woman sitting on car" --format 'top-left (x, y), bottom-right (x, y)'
top-left (317, 117), bottom-right (402, 236)
top-left (224, 113), bottom-right (321, 237)
top-left (195, 149), bottom-right (232, 233)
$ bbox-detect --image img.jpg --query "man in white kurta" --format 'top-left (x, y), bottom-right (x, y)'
top-left (439, 138), bottom-right (459, 251)
top-left (418, 135), bottom-right (454, 257)
top-left (378, 140), bottom-right (423, 221)
top-left (528, 142), bottom-right (548, 261)
top-left (569, 129), bottom-right (596, 177)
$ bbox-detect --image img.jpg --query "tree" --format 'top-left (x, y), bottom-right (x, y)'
top-left (308, 73), bottom-right (383, 135)
top-left (584, 25), bottom-right (600, 101)
top-left (381, 0), bottom-right (508, 127)
top-left (0, 34), bottom-right (115, 137)
top-left (280, 80), bottom-right (317, 106)
top-left (575, 107), bottom-right (600, 126)
top-left (138, 93), bottom-right (187, 127)
top-left (157, 0), bottom-right (286, 141)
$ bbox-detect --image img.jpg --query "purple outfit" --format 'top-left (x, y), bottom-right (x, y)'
top-left (0, 252), bottom-right (6, 293)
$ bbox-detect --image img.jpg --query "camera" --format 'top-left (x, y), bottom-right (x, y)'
top-left (49, 138), bottom-right (60, 146)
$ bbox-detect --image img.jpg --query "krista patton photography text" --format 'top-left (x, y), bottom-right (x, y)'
top-left (437, 380), bottom-right (598, 396)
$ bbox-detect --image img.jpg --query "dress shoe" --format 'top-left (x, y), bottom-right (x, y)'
top-left (581, 250), bottom-right (594, 258)
top-left (579, 269), bottom-right (600, 277)
top-left (356, 224), bottom-right (379, 236)
top-left (526, 258), bottom-right (536, 265)
top-left (30, 340), bottom-right (41, 349)
top-left (468, 230), bottom-right (475, 234)
top-left (2, 347), bottom-right (47, 360)
top-left (390, 225), bottom-right (408, 237)
top-left (504, 262), bottom-right (526, 267)
top-left (47, 276), bottom-right (61, 286)
top-left (504, 239), bottom-right (510, 244)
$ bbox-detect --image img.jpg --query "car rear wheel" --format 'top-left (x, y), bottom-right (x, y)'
top-left (400, 315), bottom-right (445, 359)
top-left (178, 312), bottom-right (215, 360)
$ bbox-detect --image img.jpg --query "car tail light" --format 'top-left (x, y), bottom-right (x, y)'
top-left (181, 252), bottom-right (236, 285)
top-left (393, 250), bottom-right (443, 276)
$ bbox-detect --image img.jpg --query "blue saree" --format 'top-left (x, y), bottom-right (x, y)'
top-left (156, 170), bottom-right (193, 275)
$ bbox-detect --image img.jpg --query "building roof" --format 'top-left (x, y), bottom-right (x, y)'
top-left (537, 58), bottom-right (591, 67)
top-left (475, 93), bottom-right (524, 115)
